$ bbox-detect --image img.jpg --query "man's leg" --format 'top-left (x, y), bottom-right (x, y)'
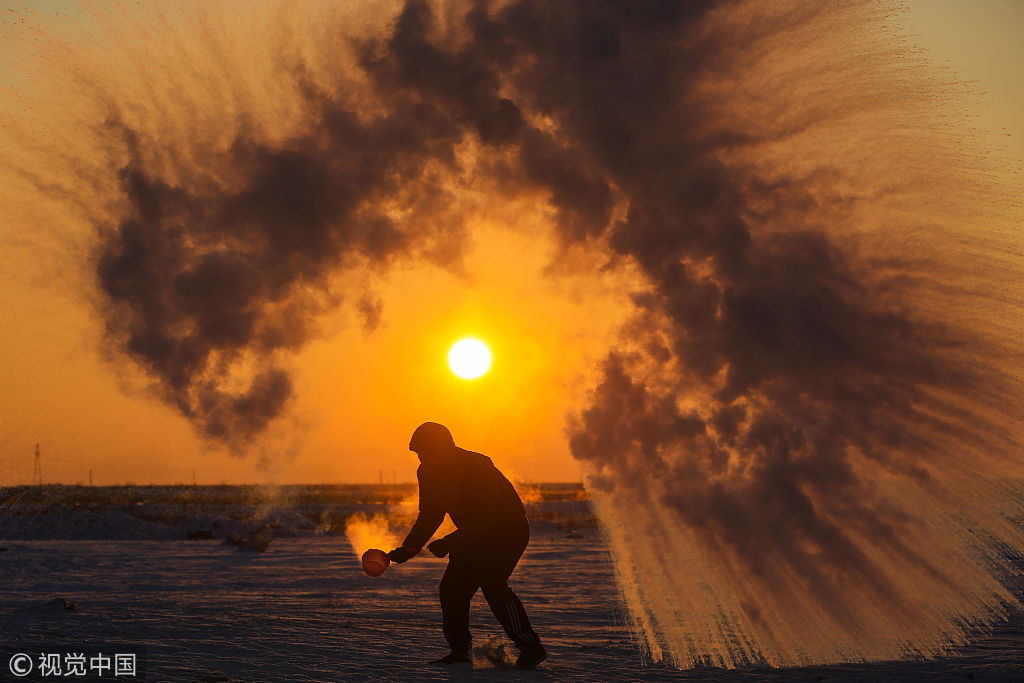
top-left (480, 581), bottom-right (541, 648)
top-left (478, 516), bottom-right (545, 667)
top-left (438, 559), bottom-right (479, 656)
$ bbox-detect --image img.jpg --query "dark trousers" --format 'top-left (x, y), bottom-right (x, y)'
top-left (438, 516), bottom-right (540, 652)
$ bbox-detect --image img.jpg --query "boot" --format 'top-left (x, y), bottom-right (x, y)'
top-left (515, 642), bottom-right (547, 669)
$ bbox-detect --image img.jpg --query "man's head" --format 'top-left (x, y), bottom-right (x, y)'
top-left (409, 422), bottom-right (456, 463)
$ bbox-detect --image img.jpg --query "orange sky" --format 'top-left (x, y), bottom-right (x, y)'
top-left (0, 1), bottom-right (1021, 485)
top-left (0, 213), bottom-right (635, 485)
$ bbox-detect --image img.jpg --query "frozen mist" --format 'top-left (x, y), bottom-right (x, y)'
top-left (2, 0), bottom-right (1024, 671)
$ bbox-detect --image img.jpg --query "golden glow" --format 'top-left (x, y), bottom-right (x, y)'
top-left (448, 338), bottom-right (492, 379)
top-left (3, 2), bottom-right (1016, 486)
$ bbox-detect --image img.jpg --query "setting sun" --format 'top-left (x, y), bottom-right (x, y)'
top-left (448, 338), bottom-right (492, 379)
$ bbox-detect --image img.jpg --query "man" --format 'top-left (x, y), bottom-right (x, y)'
top-left (388, 422), bottom-right (546, 669)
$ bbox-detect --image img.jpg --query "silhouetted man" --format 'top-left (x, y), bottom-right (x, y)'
top-left (388, 422), bottom-right (546, 669)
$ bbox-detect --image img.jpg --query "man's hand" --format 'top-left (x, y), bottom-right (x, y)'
top-left (427, 537), bottom-right (450, 558)
top-left (387, 546), bottom-right (418, 564)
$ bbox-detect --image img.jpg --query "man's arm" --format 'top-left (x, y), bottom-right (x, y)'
top-left (427, 518), bottom-right (497, 557)
top-left (433, 521), bottom-right (486, 555)
top-left (402, 508), bottom-right (445, 551)
top-left (388, 465), bottom-right (444, 563)
top-left (428, 469), bottom-right (495, 556)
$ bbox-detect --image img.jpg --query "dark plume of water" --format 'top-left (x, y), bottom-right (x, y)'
top-left (3, 0), bottom-right (1023, 666)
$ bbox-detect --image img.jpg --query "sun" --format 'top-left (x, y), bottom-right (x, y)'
top-left (448, 338), bottom-right (492, 379)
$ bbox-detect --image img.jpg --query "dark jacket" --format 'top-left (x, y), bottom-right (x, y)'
top-left (402, 447), bottom-right (527, 553)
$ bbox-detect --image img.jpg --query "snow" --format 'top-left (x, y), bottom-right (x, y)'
top-left (2, 485), bottom-right (1023, 681)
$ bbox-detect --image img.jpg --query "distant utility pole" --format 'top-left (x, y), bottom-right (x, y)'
top-left (33, 443), bottom-right (42, 485)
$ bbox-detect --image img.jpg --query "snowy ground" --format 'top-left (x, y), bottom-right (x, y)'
top-left (2, 486), bottom-right (1023, 681)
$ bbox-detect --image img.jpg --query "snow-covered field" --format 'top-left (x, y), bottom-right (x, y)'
top-left (2, 486), bottom-right (1022, 681)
